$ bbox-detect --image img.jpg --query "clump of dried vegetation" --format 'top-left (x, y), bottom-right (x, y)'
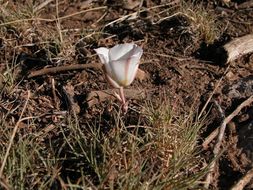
top-left (179, 1), bottom-right (219, 44)
top-left (0, 0), bottom-right (218, 189)
top-left (0, 98), bottom-right (207, 189)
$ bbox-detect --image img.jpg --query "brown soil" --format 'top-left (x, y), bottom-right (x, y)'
top-left (0, 0), bottom-right (253, 189)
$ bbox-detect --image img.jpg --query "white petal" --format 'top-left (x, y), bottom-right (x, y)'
top-left (125, 51), bottom-right (143, 85)
top-left (95, 48), bottom-right (115, 81)
top-left (101, 64), bottom-right (115, 87)
top-left (94, 47), bottom-right (109, 64)
top-left (104, 73), bottom-right (121, 88)
top-left (95, 44), bottom-right (143, 88)
top-left (110, 50), bottom-right (142, 86)
top-left (109, 43), bottom-right (135, 61)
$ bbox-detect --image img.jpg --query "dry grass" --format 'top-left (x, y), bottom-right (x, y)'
top-left (0, 99), bottom-right (207, 189)
top-left (179, 1), bottom-right (220, 44)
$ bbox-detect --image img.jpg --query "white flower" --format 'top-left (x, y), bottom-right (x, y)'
top-left (94, 43), bottom-right (143, 88)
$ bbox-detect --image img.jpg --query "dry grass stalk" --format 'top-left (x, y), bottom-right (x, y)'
top-left (34, 0), bottom-right (54, 12)
top-left (0, 6), bottom-right (107, 27)
top-left (0, 90), bottom-right (31, 177)
top-left (198, 66), bottom-right (230, 119)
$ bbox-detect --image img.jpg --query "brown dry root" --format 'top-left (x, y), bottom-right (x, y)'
top-left (223, 34), bottom-right (253, 64)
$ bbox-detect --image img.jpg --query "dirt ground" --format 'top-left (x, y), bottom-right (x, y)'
top-left (0, 0), bottom-right (253, 189)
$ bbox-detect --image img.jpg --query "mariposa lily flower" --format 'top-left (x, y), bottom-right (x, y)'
top-left (95, 43), bottom-right (143, 112)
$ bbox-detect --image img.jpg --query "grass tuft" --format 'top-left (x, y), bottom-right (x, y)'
top-left (180, 1), bottom-right (220, 44)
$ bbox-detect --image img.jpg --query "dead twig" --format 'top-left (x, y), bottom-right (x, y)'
top-left (28, 63), bottom-right (148, 81)
top-left (202, 95), bottom-right (253, 149)
top-left (51, 78), bottom-right (59, 109)
top-left (204, 101), bottom-right (226, 189)
top-left (223, 34), bottom-right (253, 64)
top-left (230, 167), bottom-right (253, 190)
top-left (28, 63), bottom-right (101, 78)
top-left (204, 95), bottom-right (253, 188)
top-left (0, 91), bottom-right (31, 177)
